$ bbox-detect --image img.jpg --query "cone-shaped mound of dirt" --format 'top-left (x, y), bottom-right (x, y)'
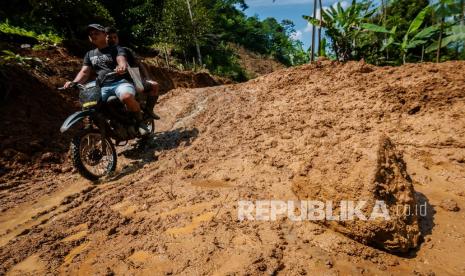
top-left (292, 135), bottom-right (420, 253)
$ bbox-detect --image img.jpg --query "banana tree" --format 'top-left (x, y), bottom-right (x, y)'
top-left (426, 24), bottom-right (465, 54)
top-left (429, 0), bottom-right (463, 61)
top-left (303, 0), bottom-right (376, 61)
top-left (362, 5), bottom-right (438, 64)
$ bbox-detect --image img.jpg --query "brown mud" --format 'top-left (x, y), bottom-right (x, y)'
top-left (1, 59), bottom-right (465, 275)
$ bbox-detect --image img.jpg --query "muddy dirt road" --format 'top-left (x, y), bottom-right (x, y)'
top-left (1, 60), bottom-right (465, 275)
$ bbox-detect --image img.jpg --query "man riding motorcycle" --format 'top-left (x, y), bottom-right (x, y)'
top-left (64, 24), bottom-right (149, 136)
top-left (105, 26), bottom-right (160, 120)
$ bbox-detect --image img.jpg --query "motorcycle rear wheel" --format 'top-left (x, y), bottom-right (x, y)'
top-left (70, 129), bottom-right (117, 181)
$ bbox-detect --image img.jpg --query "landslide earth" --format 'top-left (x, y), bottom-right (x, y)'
top-left (1, 60), bottom-right (465, 275)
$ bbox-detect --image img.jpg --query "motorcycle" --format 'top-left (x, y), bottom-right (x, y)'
top-left (59, 72), bottom-right (154, 181)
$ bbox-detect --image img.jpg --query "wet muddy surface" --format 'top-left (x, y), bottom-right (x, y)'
top-left (1, 60), bottom-right (465, 275)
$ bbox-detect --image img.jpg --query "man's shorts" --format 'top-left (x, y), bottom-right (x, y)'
top-left (100, 79), bottom-right (136, 101)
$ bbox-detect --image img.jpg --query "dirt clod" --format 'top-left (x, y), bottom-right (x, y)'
top-left (439, 199), bottom-right (460, 212)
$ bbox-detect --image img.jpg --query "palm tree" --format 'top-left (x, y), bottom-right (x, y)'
top-left (427, 0), bottom-right (463, 62)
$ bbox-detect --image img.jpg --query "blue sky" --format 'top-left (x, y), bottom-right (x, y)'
top-left (243, 0), bottom-right (352, 50)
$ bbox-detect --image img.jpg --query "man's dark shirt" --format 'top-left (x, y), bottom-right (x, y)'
top-left (83, 45), bottom-right (130, 85)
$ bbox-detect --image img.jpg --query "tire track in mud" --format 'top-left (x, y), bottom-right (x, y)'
top-left (0, 88), bottom-right (215, 273)
top-left (0, 179), bottom-right (92, 247)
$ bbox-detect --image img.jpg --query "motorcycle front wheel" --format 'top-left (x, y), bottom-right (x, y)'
top-left (70, 129), bottom-right (117, 181)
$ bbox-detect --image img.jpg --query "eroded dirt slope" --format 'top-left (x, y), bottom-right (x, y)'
top-left (233, 44), bottom-right (285, 78)
top-left (1, 60), bottom-right (465, 275)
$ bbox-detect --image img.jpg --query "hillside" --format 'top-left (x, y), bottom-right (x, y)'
top-left (233, 44), bottom-right (285, 78)
top-left (1, 60), bottom-right (465, 274)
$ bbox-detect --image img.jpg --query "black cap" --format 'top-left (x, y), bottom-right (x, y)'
top-left (105, 26), bottom-right (118, 34)
top-left (86, 24), bottom-right (105, 33)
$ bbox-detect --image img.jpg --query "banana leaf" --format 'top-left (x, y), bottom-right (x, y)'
top-left (302, 15), bottom-right (323, 27)
top-left (406, 39), bottom-right (427, 49)
top-left (361, 23), bottom-right (391, 33)
top-left (412, 25), bottom-right (439, 41)
top-left (406, 6), bottom-right (431, 36)
top-left (426, 25), bottom-right (465, 53)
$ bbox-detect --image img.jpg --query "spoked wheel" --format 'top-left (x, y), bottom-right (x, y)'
top-left (70, 129), bottom-right (117, 181)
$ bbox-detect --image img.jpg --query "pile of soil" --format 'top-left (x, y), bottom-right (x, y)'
top-left (143, 64), bottom-right (229, 94)
top-left (1, 60), bottom-right (464, 275)
top-left (233, 44), bottom-right (285, 78)
top-left (0, 62), bottom-right (80, 184)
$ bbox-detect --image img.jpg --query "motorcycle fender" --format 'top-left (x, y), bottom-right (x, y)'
top-left (60, 110), bottom-right (93, 133)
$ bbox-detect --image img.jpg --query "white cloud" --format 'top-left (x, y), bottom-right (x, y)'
top-left (290, 30), bottom-right (303, 40)
top-left (304, 22), bottom-right (312, 33)
top-left (246, 0), bottom-right (350, 8)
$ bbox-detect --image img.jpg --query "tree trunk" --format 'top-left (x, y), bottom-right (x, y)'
top-left (183, 50), bottom-right (188, 69)
top-left (381, 0), bottom-right (388, 61)
top-left (317, 0), bottom-right (323, 57)
top-left (421, 45), bottom-right (425, 62)
top-left (461, 0), bottom-right (464, 26)
top-left (381, 0), bottom-right (385, 18)
top-left (186, 0), bottom-right (202, 66)
top-left (164, 46), bottom-right (170, 69)
top-left (436, 18), bottom-right (444, 63)
top-left (311, 0), bottom-right (317, 62)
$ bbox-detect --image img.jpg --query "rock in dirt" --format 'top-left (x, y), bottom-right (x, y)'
top-left (40, 152), bottom-right (60, 163)
top-left (184, 163), bottom-right (195, 170)
top-left (13, 152), bottom-right (30, 164)
top-left (439, 199), bottom-right (460, 212)
top-left (2, 149), bottom-right (18, 159)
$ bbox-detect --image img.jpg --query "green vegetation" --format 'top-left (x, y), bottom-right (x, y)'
top-left (2, 0), bottom-right (463, 77)
top-left (0, 21), bottom-right (63, 45)
top-left (0, 0), bottom-right (308, 81)
top-left (304, 0), bottom-right (376, 61)
top-left (304, 0), bottom-right (465, 65)
top-left (0, 50), bottom-right (42, 67)
top-left (362, 6), bottom-right (438, 64)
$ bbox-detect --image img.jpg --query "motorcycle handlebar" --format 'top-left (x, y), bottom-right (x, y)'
top-left (58, 82), bottom-right (80, 90)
